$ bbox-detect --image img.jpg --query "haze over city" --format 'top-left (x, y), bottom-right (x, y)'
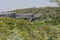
top-left (0, 0), bottom-right (58, 12)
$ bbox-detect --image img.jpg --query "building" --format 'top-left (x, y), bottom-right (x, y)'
top-left (0, 12), bottom-right (41, 21)
top-left (0, 12), bottom-right (16, 18)
top-left (16, 13), bottom-right (34, 21)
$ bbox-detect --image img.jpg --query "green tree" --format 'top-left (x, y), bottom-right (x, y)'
top-left (49, 0), bottom-right (60, 6)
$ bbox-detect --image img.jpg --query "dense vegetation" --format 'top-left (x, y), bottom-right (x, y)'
top-left (0, 7), bottom-right (60, 40)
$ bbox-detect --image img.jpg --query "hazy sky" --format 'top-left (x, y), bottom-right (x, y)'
top-left (0, 0), bottom-right (58, 11)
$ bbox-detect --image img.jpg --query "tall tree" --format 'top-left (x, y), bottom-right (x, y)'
top-left (49, 0), bottom-right (60, 6)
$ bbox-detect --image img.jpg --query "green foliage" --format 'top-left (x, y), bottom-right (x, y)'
top-left (0, 7), bottom-right (60, 40)
top-left (0, 17), bottom-right (60, 40)
top-left (48, 0), bottom-right (60, 6)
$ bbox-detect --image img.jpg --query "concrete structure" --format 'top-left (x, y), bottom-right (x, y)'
top-left (0, 12), bottom-right (41, 21)
top-left (16, 13), bottom-right (34, 21)
top-left (0, 12), bottom-right (16, 18)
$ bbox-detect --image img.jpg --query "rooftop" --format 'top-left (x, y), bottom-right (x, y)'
top-left (16, 13), bottom-right (35, 15)
top-left (0, 11), bottom-right (15, 15)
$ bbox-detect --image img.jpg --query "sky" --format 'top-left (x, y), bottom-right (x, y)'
top-left (0, 0), bottom-right (58, 12)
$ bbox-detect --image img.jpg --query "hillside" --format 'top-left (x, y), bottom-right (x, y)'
top-left (0, 7), bottom-right (60, 40)
top-left (11, 7), bottom-right (60, 25)
top-left (11, 7), bottom-right (60, 19)
top-left (11, 7), bottom-right (60, 14)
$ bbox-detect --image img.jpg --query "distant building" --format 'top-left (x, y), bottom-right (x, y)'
top-left (0, 12), bottom-right (15, 18)
top-left (16, 13), bottom-right (34, 21)
top-left (0, 12), bottom-right (41, 21)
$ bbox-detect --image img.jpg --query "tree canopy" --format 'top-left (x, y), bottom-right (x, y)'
top-left (49, 0), bottom-right (60, 6)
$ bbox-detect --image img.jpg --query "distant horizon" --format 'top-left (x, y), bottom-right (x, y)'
top-left (0, 0), bottom-right (58, 12)
top-left (0, 6), bottom-right (58, 12)
top-left (1, 6), bottom-right (58, 12)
